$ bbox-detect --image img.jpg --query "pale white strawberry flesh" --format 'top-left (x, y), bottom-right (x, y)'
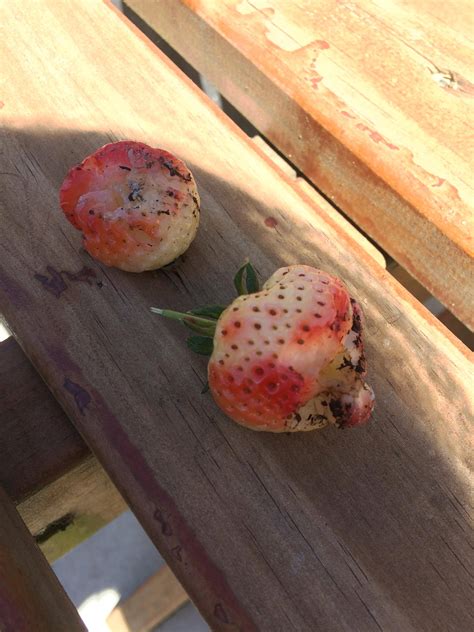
top-left (208, 265), bottom-right (374, 432)
top-left (60, 141), bottom-right (199, 272)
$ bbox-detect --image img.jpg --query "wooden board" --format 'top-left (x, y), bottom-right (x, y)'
top-left (0, 337), bottom-right (88, 501)
top-left (0, 337), bottom-right (126, 560)
top-left (18, 454), bottom-right (126, 562)
top-left (107, 564), bottom-right (189, 632)
top-left (0, 486), bottom-right (86, 631)
top-left (126, 0), bottom-right (474, 328)
top-left (0, 1), bottom-right (473, 630)
top-left (0, 339), bottom-right (180, 617)
top-left (251, 135), bottom-right (387, 267)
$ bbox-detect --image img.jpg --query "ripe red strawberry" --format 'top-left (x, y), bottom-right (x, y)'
top-left (60, 141), bottom-right (199, 272)
top-left (152, 263), bottom-right (374, 432)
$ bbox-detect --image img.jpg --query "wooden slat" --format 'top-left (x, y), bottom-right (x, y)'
top-left (251, 135), bottom-right (386, 268)
top-left (107, 565), bottom-right (189, 632)
top-left (19, 454), bottom-right (127, 562)
top-left (0, 337), bottom-right (126, 560)
top-left (438, 308), bottom-right (474, 349)
top-left (0, 2), bottom-right (473, 630)
top-left (0, 335), bottom-right (178, 622)
top-left (296, 177), bottom-right (386, 266)
top-left (0, 485), bottom-right (86, 632)
top-left (126, 0), bottom-right (474, 328)
top-left (0, 337), bottom-right (87, 501)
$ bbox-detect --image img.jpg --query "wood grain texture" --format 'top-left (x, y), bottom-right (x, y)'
top-left (0, 337), bottom-right (88, 501)
top-left (18, 454), bottom-right (127, 562)
top-left (251, 135), bottom-right (386, 267)
top-left (0, 1), bottom-right (473, 630)
top-left (0, 486), bottom-right (86, 632)
top-left (126, 0), bottom-right (474, 328)
top-left (0, 338), bottom-right (126, 560)
top-left (107, 564), bottom-right (189, 632)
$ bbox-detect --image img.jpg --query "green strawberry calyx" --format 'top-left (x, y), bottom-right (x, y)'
top-left (150, 261), bottom-right (260, 358)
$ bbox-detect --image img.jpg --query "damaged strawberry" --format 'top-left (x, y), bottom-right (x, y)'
top-left (60, 141), bottom-right (200, 272)
top-left (152, 262), bottom-right (374, 432)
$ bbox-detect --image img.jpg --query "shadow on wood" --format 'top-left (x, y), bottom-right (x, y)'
top-left (1, 123), bottom-right (472, 631)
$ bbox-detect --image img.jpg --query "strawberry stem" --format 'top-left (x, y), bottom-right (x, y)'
top-left (151, 261), bottom-right (260, 352)
top-left (151, 307), bottom-right (218, 336)
top-left (150, 307), bottom-right (215, 327)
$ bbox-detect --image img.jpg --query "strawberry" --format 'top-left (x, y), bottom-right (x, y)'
top-left (152, 263), bottom-right (374, 432)
top-left (60, 141), bottom-right (199, 272)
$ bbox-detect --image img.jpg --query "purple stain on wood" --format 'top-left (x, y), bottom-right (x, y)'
top-left (64, 378), bottom-right (91, 415)
top-left (45, 346), bottom-right (258, 630)
top-left (264, 217), bottom-right (278, 228)
top-left (153, 508), bottom-right (173, 536)
top-left (172, 545), bottom-right (183, 562)
top-left (0, 101), bottom-right (4, 109)
top-left (35, 267), bottom-right (67, 298)
top-left (356, 123), bottom-right (399, 150)
top-left (214, 603), bottom-right (231, 624)
top-left (432, 177), bottom-right (445, 188)
top-left (341, 110), bottom-right (356, 119)
top-left (35, 266), bottom-right (97, 298)
top-left (0, 272), bottom-right (30, 309)
top-left (87, 389), bottom-right (257, 630)
top-left (48, 346), bottom-right (82, 374)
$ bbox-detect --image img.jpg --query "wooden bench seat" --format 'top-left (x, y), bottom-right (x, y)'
top-left (126, 0), bottom-right (474, 328)
top-left (0, 1), bottom-right (472, 630)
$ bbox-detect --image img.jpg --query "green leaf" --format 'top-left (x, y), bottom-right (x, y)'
top-left (186, 335), bottom-right (214, 356)
top-left (201, 380), bottom-right (210, 394)
top-left (234, 261), bottom-right (260, 295)
top-left (245, 263), bottom-right (260, 293)
top-left (234, 263), bottom-right (247, 295)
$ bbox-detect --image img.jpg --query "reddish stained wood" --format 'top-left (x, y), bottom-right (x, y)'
top-left (0, 485), bottom-right (86, 631)
top-left (264, 216), bottom-right (278, 228)
top-left (0, 2), bottom-right (473, 630)
top-left (127, 0), bottom-right (474, 328)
